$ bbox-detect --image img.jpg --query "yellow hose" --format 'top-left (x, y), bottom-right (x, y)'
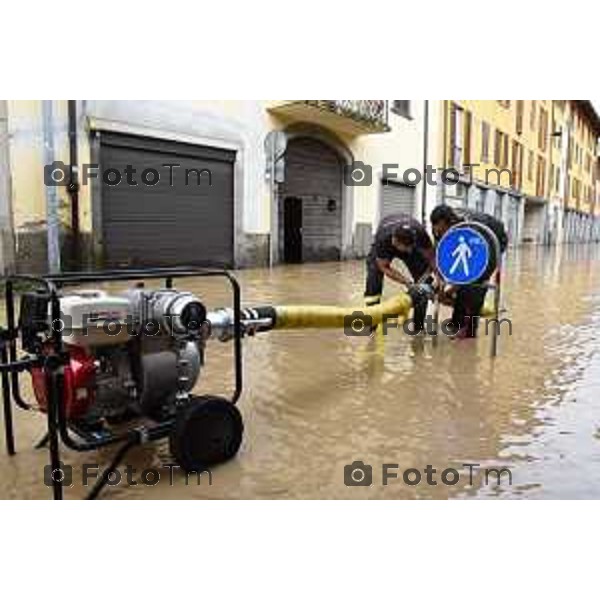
top-left (269, 293), bottom-right (496, 330)
top-left (272, 293), bottom-right (413, 329)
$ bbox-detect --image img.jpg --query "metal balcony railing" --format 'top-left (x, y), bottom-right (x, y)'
top-left (268, 100), bottom-right (390, 134)
top-left (304, 100), bottom-right (389, 131)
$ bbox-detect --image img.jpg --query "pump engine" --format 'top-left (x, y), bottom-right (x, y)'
top-left (23, 288), bottom-right (204, 421)
top-left (17, 282), bottom-right (243, 476)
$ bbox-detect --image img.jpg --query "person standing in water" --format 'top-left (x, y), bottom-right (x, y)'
top-left (430, 205), bottom-right (508, 338)
top-left (364, 213), bottom-right (435, 333)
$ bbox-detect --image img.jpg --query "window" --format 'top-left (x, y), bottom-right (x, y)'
top-left (502, 133), bottom-right (509, 168)
top-left (536, 157), bottom-right (546, 197)
top-left (527, 150), bottom-right (534, 181)
top-left (464, 110), bottom-right (472, 166)
top-left (539, 108), bottom-right (548, 151)
top-left (511, 140), bottom-right (522, 189)
top-left (516, 100), bottom-right (524, 134)
top-left (569, 137), bottom-right (574, 167)
top-left (555, 166), bottom-right (561, 193)
top-left (481, 121), bottom-right (490, 162)
top-left (530, 101), bottom-right (537, 130)
top-left (494, 129), bottom-right (502, 166)
top-left (572, 178), bottom-right (580, 201)
top-left (391, 101), bottom-right (411, 119)
top-left (448, 103), bottom-right (464, 169)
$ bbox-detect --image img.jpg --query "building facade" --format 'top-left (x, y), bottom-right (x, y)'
top-left (2, 100), bottom-right (427, 273)
top-left (0, 99), bottom-right (598, 274)
top-left (429, 100), bottom-right (600, 247)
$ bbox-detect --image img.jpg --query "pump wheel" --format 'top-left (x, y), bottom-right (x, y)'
top-left (169, 395), bottom-right (243, 473)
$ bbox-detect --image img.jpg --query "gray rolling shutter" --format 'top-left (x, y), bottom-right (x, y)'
top-left (98, 131), bottom-right (235, 268)
top-left (381, 181), bottom-right (416, 218)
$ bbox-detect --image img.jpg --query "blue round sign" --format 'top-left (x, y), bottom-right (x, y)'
top-left (436, 225), bottom-right (490, 285)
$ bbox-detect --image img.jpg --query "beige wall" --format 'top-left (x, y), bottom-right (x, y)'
top-left (5, 100), bottom-right (427, 270)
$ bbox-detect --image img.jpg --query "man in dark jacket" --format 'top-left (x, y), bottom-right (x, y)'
top-left (430, 205), bottom-right (508, 338)
top-left (365, 213), bottom-right (435, 333)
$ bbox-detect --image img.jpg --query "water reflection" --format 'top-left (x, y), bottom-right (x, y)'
top-left (2, 244), bottom-right (600, 499)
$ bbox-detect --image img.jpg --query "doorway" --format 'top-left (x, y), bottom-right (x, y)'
top-left (283, 196), bottom-right (303, 263)
top-left (280, 136), bottom-right (344, 262)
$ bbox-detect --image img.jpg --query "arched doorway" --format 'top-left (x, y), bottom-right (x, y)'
top-left (279, 136), bottom-right (345, 263)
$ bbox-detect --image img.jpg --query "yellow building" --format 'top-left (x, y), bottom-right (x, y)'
top-left (436, 100), bottom-right (600, 245)
top-left (1, 99), bottom-right (598, 274)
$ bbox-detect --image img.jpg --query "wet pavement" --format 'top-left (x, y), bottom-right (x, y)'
top-left (2, 244), bottom-right (600, 499)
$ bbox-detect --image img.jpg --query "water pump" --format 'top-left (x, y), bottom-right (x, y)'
top-left (0, 268), bottom-right (246, 500)
top-left (0, 267), bottom-right (428, 500)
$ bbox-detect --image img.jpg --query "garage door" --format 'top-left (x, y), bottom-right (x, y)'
top-left (381, 180), bottom-right (416, 219)
top-left (99, 131), bottom-right (235, 268)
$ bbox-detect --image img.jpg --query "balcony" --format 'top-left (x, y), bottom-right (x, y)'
top-left (268, 100), bottom-right (390, 135)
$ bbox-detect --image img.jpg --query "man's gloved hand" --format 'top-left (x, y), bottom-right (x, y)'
top-left (408, 282), bottom-right (435, 303)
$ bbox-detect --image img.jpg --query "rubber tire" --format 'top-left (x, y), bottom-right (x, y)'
top-left (169, 395), bottom-right (243, 473)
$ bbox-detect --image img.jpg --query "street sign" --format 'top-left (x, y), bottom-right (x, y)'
top-left (436, 225), bottom-right (491, 285)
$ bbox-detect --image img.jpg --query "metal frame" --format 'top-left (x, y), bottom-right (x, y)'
top-left (0, 266), bottom-right (243, 500)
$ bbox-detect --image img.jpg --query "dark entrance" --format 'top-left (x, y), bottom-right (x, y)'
top-left (280, 136), bottom-right (344, 262)
top-left (283, 196), bottom-right (303, 263)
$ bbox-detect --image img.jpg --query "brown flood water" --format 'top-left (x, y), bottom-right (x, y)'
top-left (2, 244), bottom-right (600, 499)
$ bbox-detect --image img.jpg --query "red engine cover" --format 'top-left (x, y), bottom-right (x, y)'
top-left (31, 345), bottom-right (97, 420)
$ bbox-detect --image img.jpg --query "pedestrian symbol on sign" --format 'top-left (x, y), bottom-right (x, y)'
top-left (436, 225), bottom-right (491, 285)
top-left (449, 236), bottom-right (473, 277)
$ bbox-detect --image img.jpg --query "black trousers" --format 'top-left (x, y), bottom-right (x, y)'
top-left (364, 253), bottom-right (429, 332)
top-left (450, 284), bottom-right (488, 337)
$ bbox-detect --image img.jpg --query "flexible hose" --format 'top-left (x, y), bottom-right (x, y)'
top-left (271, 292), bottom-right (413, 330)
top-left (209, 289), bottom-right (497, 339)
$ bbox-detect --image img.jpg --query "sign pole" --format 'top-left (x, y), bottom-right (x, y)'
top-left (490, 254), bottom-right (503, 359)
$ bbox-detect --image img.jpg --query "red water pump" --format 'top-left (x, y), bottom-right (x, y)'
top-left (31, 345), bottom-right (96, 420)
top-left (0, 268), bottom-right (245, 500)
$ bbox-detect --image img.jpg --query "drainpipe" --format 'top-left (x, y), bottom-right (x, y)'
top-left (547, 100), bottom-right (554, 245)
top-left (442, 100), bottom-right (448, 205)
top-left (563, 104), bottom-right (573, 243)
top-left (42, 100), bottom-right (61, 273)
top-left (421, 99), bottom-right (429, 225)
top-left (67, 100), bottom-right (80, 265)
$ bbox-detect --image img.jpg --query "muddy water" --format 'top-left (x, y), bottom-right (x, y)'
top-left (2, 245), bottom-right (600, 499)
